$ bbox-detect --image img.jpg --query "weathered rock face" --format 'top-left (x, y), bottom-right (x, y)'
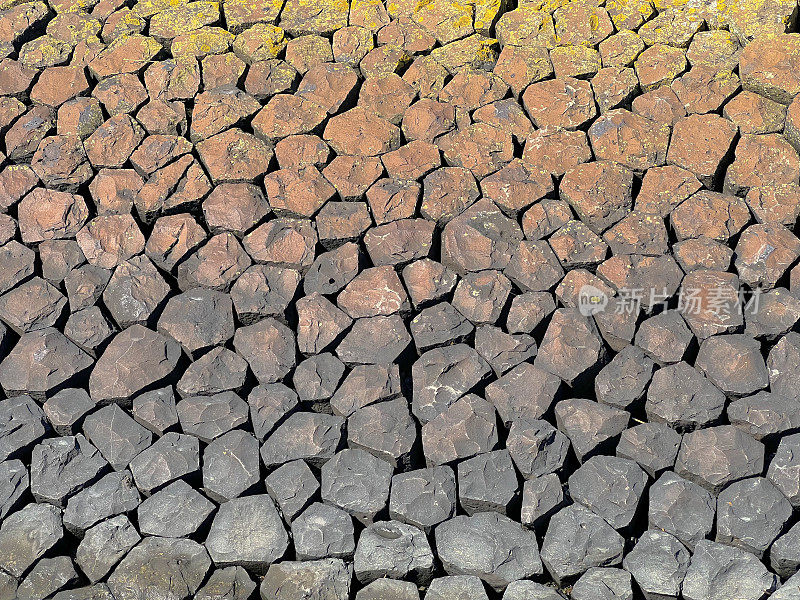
top-left (3, 2), bottom-right (800, 598)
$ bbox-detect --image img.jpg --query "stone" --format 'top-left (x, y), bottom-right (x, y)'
top-left (426, 576), bottom-right (488, 600)
top-left (571, 568), bottom-right (633, 600)
top-left (347, 398), bottom-right (415, 467)
top-left (768, 433), bottom-right (800, 506)
top-left (62, 470), bottom-right (140, 534)
top-left (554, 398), bottom-right (629, 463)
top-left (203, 429), bottom-right (260, 501)
top-left (422, 394), bottom-right (498, 466)
top-left (623, 530), bottom-right (690, 600)
top-left (129, 432), bottom-right (200, 495)
top-left (520, 473), bottom-right (565, 529)
top-left (389, 466), bottom-right (456, 533)
top-left (695, 334), bottom-right (769, 397)
top-left (293, 353), bottom-right (345, 402)
top-left (83, 404), bottom-right (152, 471)
top-left (595, 346), bottom-right (654, 409)
top-left (260, 412), bottom-right (344, 468)
top-left (356, 579), bottom-right (419, 600)
top-left (536, 309), bottom-right (603, 387)
top-left (233, 318), bottom-right (295, 384)
top-left (17, 555), bottom-right (78, 600)
top-left (260, 559), bottom-right (352, 600)
top-left (335, 315), bottom-right (411, 365)
top-left (682, 540), bottom-right (777, 600)
top-left (616, 423), bottom-right (681, 477)
top-left (292, 503), bottom-right (355, 560)
top-left (30, 434), bottom-right (108, 507)
top-left (132, 387), bottom-right (178, 436)
top-left (196, 567), bottom-right (256, 600)
top-left (354, 520), bottom-right (434, 584)
top-left (635, 311), bottom-right (693, 365)
top-left (457, 450), bottom-right (518, 515)
top-left (177, 392), bottom-right (249, 442)
top-left (137, 479), bottom-right (214, 537)
top-left (103, 256), bottom-right (171, 328)
top-left (321, 449), bottom-right (393, 524)
top-left (507, 418), bottom-right (570, 481)
top-left (76, 515), bottom-right (140, 582)
top-left (265, 460), bottom-right (319, 523)
top-left (0, 503), bottom-right (63, 578)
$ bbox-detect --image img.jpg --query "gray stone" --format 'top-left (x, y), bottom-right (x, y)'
top-left (137, 479), bottom-right (214, 537)
top-left (389, 466), bottom-right (456, 533)
top-left (102, 256), bottom-right (170, 328)
top-left (260, 559), bottom-right (352, 600)
top-left (520, 473), bottom-right (565, 529)
top-left (247, 383), bottom-right (298, 441)
top-left (331, 363), bottom-right (402, 417)
top-left (0, 459), bottom-right (27, 520)
top-left (76, 515), bottom-right (141, 582)
top-left (157, 288), bottom-right (235, 356)
top-left (535, 309), bottom-right (604, 386)
top-left (354, 520), bottom-right (434, 584)
top-left (768, 432), bottom-right (800, 506)
top-left (502, 580), bottom-right (565, 599)
top-left (335, 315), bottom-right (411, 365)
top-left (645, 362), bottom-right (726, 432)
top-left (540, 504), bottom-right (625, 585)
top-left (321, 448), bottom-right (393, 524)
top-left (16, 556), bottom-right (78, 600)
top-left (232, 318), bottom-right (296, 385)
top-left (767, 332), bottom-right (800, 402)
top-left (485, 362), bottom-right (562, 426)
top-left (409, 302), bottom-right (474, 351)
top-left (64, 265), bottom-right (111, 312)
top-left (292, 502), bottom-right (355, 560)
top-left (715, 476), bottom-right (792, 557)
top-left (195, 566), bottom-right (257, 600)
top-left (682, 540), bottom-right (777, 600)
top-left (355, 579), bottom-right (420, 600)
top-left (177, 392), bottom-right (249, 443)
top-left (107, 537), bottom-right (211, 600)
top-left (260, 412), bottom-right (344, 468)
top-left (568, 455), bottom-right (648, 529)
top-left (422, 394), bottom-right (498, 466)
top-left (304, 242), bottom-right (360, 296)
top-left (635, 310), bottom-right (693, 365)
top-left (770, 521), bottom-right (800, 579)
top-left (129, 432), bottom-right (200, 494)
top-left (265, 459), bottom-right (319, 523)
top-left (648, 471), bottom-right (715, 550)
top-left (206, 494), bottom-right (288, 573)
top-left (475, 325), bottom-right (537, 376)
top-left (63, 470), bottom-right (141, 534)
top-left (554, 398), bottom-right (629, 462)
top-left (203, 429), bottom-right (260, 501)
top-left (727, 391), bottom-right (800, 441)
top-left (771, 571), bottom-right (800, 600)
top-left (176, 347), bottom-right (249, 397)
top-left (293, 353), bottom-right (346, 402)
top-left (0, 502), bottom-right (63, 577)
top-left (44, 388), bottom-right (96, 436)
top-left (623, 529), bottom-right (690, 600)
top-left (83, 404), bottom-right (153, 470)
top-left (595, 345), bottom-right (654, 409)
top-left (506, 418), bottom-right (570, 479)
top-left (51, 584), bottom-right (115, 600)
top-left (132, 386), bottom-right (178, 435)
top-left (0, 395), bottom-right (48, 461)
top-left (425, 576), bottom-right (489, 600)
top-left (694, 334), bottom-right (769, 397)
top-left (347, 398), bottom-right (416, 467)
top-left (675, 425), bottom-right (764, 494)
top-left (31, 434), bottom-right (108, 506)
top-left (457, 449), bottom-right (519, 515)
top-left (435, 512), bottom-right (543, 591)
top-left (571, 568), bottom-right (633, 600)
top-left (616, 423), bottom-right (682, 477)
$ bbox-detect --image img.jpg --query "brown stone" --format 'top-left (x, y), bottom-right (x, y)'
top-left (18, 188), bottom-right (89, 244)
top-left (723, 91), bottom-right (787, 135)
top-left (631, 86), bottom-right (687, 125)
top-left (724, 134), bottom-right (800, 197)
top-left (667, 113), bottom-right (738, 186)
top-left (231, 264), bottom-right (300, 324)
top-left (145, 213), bottom-right (208, 272)
top-left (296, 62), bottom-right (359, 113)
top-left (452, 269), bottom-right (512, 324)
top-left (687, 30), bottom-right (742, 73)
top-left (679, 270), bottom-right (743, 339)
top-left (231, 23), bottom-right (287, 64)
top-left (332, 26), bottom-right (373, 67)
top-left (522, 199), bottom-right (574, 241)
top-left (549, 220), bottom-right (609, 268)
top-left (201, 52), bottom-right (246, 90)
top-left (590, 67), bottom-right (639, 113)
top-left (203, 183), bottom-right (269, 236)
top-left (56, 97), bottom-right (103, 140)
top-left (635, 165), bottom-right (701, 216)
top-left (0, 277), bottom-right (66, 334)
top-left (358, 74), bottom-right (415, 124)
top-left (177, 232), bottom-right (252, 291)
top-left (296, 292), bottom-right (352, 355)
top-left (315, 202), bottom-right (372, 247)
top-left (322, 155), bottom-right (383, 201)
top-left (243, 218), bottom-right (318, 271)
top-left (189, 89), bottom-right (260, 142)
top-left (402, 55), bottom-right (449, 98)
top-left (129, 135), bottom-right (192, 178)
top-left (745, 184), bottom-right (800, 225)
top-left (522, 128), bottom-right (592, 177)
top-left (367, 178), bottom-right (420, 224)
top-left (252, 94), bottom-right (328, 142)
top-left (602, 211), bottom-right (669, 256)
top-left (522, 77), bottom-right (597, 130)
top-left (638, 8), bottom-right (703, 47)
top-left (196, 128), bottom-right (273, 183)
top-left (421, 167), bottom-right (480, 225)
top-left (495, 7), bottom-right (556, 48)
top-left (103, 255), bottom-right (171, 328)
top-left (31, 135), bottom-right (93, 191)
top-left (88, 34), bottom-right (161, 79)
top-left (92, 73), bottom-right (148, 118)
top-left (30, 66), bottom-right (89, 107)
top-left (588, 109), bottom-right (669, 172)
top-left (480, 159), bottom-right (554, 216)
top-left (671, 191), bottom-right (750, 242)
top-left (265, 166), bottom-right (336, 217)
top-left (243, 59), bottom-right (298, 99)
top-left (560, 161), bottom-right (634, 233)
top-left (324, 106), bottom-right (400, 156)
top-left (363, 218), bottom-right (435, 266)
top-left (275, 135), bottom-right (330, 170)
top-left (402, 258), bottom-right (459, 308)
top-left (473, 99), bottom-right (535, 144)
top-left (599, 30), bottom-right (646, 68)
top-left (671, 67), bottom-right (740, 114)
top-left (84, 115), bottom-right (145, 169)
top-left (494, 45), bottom-right (553, 98)
top-left (76, 214), bottom-right (145, 269)
top-left (634, 44), bottom-right (687, 92)
top-left (402, 98), bottom-right (456, 143)
top-left (673, 237), bottom-right (734, 272)
top-left (5, 105), bottom-right (55, 161)
top-left (437, 122), bottom-right (514, 179)
top-left (739, 33), bottom-right (800, 104)
top-left (136, 100), bottom-right (187, 137)
top-left (735, 224), bottom-right (800, 289)
top-left (338, 266), bottom-right (410, 318)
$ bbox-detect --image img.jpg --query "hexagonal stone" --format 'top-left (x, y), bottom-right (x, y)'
top-left (177, 392), bottom-right (249, 443)
top-left (321, 449), bottom-right (393, 524)
top-left (30, 434), bottom-right (108, 507)
top-left (695, 335), bottom-right (769, 397)
top-left (89, 325), bottom-right (181, 405)
top-left (675, 426), bottom-right (764, 494)
top-left (83, 404), bottom-right (152, 471)
top-left (0, 459), bottom-right (28, 520)
top-left (232, 318), bottom-right (296, 384)
top-left (595, 346), bottom-right (654, 409)
top-left (616, 423), bottom-right (682, 477)
top-left (435, 512), bottom-right (542, 591)
top-left (16, 555), bottom-right (78, 600)
top-left (129, 432), bottom-right (200, 495)
top-left (260, 559), bottom-right (352, 600)
top-left (0, 502), bottom-right (63, 578)
top-left (157, 289), bottom-right (234, 357)
top-left (292, 502), bottom-right (355, 560)
top-left (681, 540), bottom-right (777, 600)
top-left (422, 394), bottom-right (498, 466)
top-left (232, 265), bottom-right (301, 325)
top-left (768, 433), bottom-right (800, 507)
top-left (203, 429), bottom-right (260, 501)
top-left (571, 568), bottom-right (633, 600)
top-left (739, 33), bottom-right (800, 104)
top-left (540, 504), bottom-right (625, 585)
top-left (265, 460), bottom-right (319, 523)
top-left (535, 309), bottom-right (604, 386)
top-left (645, 362), bottom-right (726, 431)
top-left (0, 395), bottom-right (48, 461)
top-left (715, 476), bottom-right (791, 557)
top-left (132, 386), bottom-right (178, 436)
top-left (0, 329), bottom-right (93, 401)
top-left (411, 344), bottom-right (492, 424)
top-left (555, 398), bottom-right (629, 463)
top-left (735, 223), bottom-right (800, 290)
top-left (107, 537), bottom-right (211, 600)
top-left (389, 466), bottom-right (456, 533)
top-left (728, 391), bottom-right (800, 441)
top-left (137, 478), bottom-right (214, 537)
top-left (195, 566), bottom-right (256, 600)
top-left (520, 473), bottom-right (565, 529)
top-left (76, 515), bottom-right (140, 583)
top-left (457, 450), bottom-right (518, 516)
top-left (260, 412), bottom-right (344, 469)
top-left (356, 579), bottom-right (420, 600)
top-left (103, 256), bottom-right (171, 329)
top-left (506, 418), bottom-right (570, 480)
top-left (623, 529), bottom-right (690, 600)
top-left (410, 302), bottom-right (474, 351)
top-left (0, 241), bottom-right (35, 296)
top-left (451, 270), bottom-right (512, 324)
top-left (177, 232), bottom-right (252, 292)
top-left (296, 293), bottom-right (352, 355)
top-left (768, 333), bottom-right (800, 401)
top-left (474, 326), bottom-right (536, 377)
top-left (176, 347), bottom-right (249, 398)
top-left (62, 470), bottom-right (140, 535)
top-left (206, 494), bottom-right (288, 573)
top-left (354, 520), bottom-right (434, 584)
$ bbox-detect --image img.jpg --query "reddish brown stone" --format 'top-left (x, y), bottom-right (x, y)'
top-left (554, 1), bottom-right (613, 46)
top-left (363, 218), bottom-right (435, 266)
top-left (30, 66), bottom-right (89, 107)
top-left (134, 155), bottom-right (212, 222)
top-left (145, 213), bottom-right (208, 272)
top-left (332, 26), bottom-right (374, 67)
top-left (136, 100), bottom-right (188, 136)
top-left (144, 58), bottom-right (201, 101)
top-left (231, 264), bottom-right (301, 324)
top-left (92, 73), bottom-right (148, 118)
top-left (103, 255), bottom-right (171, 327)
top-left (76, 214), bottom-right (145, 269)
top-left (275, 135), bottom-right (330, 171)
top-left (18, 188), bottom-right (89, 244)
top-left (745, 184), bottom-right (800, 225)
top-left (402, 55), bottom-right (449, 98)
top-left (522, 199), bottom-right (574, 240)
top-left (367, 178), bottom-right (421, 224)
top-left (671, 191), bottom-right (750, 242)
top-left (638, 8), bottom-right (703, 47)
top-left (673, 237), bottom-right (734, 272)
top-left (602, 211), bottom-right (669, 256)
top-left (452, 269), bottom-right (512, 324)
top-left (549, 220), bottom-right (609, 268)
top-left (480, 159), bottom-right (553, 216)
top-left (472, 99), bottom-right (535, 144)
top-left (380, 140), bottom-right (441, 181)
top-left (177, 232), bottom-right (252, 291)
top-left (635, 165), bottom-right (702, 216)
top-left (590, 67), bottom-right (640, 113)
top-left (679, 270), bottom-right (743, 339)
top-left (0, 165), bottom-right (38, 213)
top-left (358, 74), bottom-right (415, 124)
top-left (324, 106), bottom-right (400, 156)
top-left (599, 30), bottom-right (646, 67)
top-left (724, 134), bottom-right (800, 197)
top-left (338, 266), bottom-right (410, 318)
top-left (296, 292), bottom-right (353, 354)
top-left (522, 128), bottom-right (592, 177)
top-left (376, 17), bottom-right (435, 52)
top-left (438, 123), bottom-right (514, 179)
top-left (243, 59), bottom-right (298, 99)
top-left (190, 89), bottom-right (260, 142)
top-left (723, 91), bottom-right (787, 135)
top-left (0, 59), bottom-right (36, 97)
top-left (739, 34), bottom-right (800, 104)
top-left (265, 166), bottom-right (336, 217)
top-left (588, 109), bottom-right (669, 172)
top-left (296, 62), bottom-right (359, 113)
top-left (634, 44), bottom-right (687, 92)
top-left (596, 254), bottom-right (683, 310)
top-left (196, 128), bottom-right (273, 183)
top-left (5, 105), bottom-right (55, 161)
top-left (506, 291), bottom-right (556, 335)
top-left (522, 77), bottom-right (597, 130)
top-left (129, 135), bottom-right (192, 177)
top-left (31, 135), bottom-right (93, 191)
top-left (243, 218), bottom-right (318, 271)
top-left (495, 7), bottom-right (556, 48)
top-left (560, 161), bottom-right (634, 233)
top-left (421, 167), bottom-right (480, 225)
top-left (631, 86), bottom-right (687, 125)
top-left (252, 94), bottom-right (328, 142)
top-left (201, 52), bottom-right (246, 90)
top-left (667, 113), bottom-right (738, 186)
top-left (401, 98), bottom-right (456, 143)
top-left (88, 34), bottom-right (161, 79)
top-left (402, 258), bottom-right (459, 308)
top-left (359, 42), bottom-right (412, 79)
top-left (493, 45), bottom-right (553, 98)
top-left (231, 23), bottom-right (287, 64)
top-left (101, 8), bottom-right (146, 42)
top-left (56, 97), bottom-right (103, 140)
top-left (735, 224), bottom-right (800, 289)
top-left (84, 115), bottom-right (145, 169)
top-left (550, 46), bottom-right (602, 79)
top-left (203, 183), bottom-right (269, 236)
top-left (671, 67), bottom-right (740, 115)
top-left (322, 155), bottom-right (383, 201)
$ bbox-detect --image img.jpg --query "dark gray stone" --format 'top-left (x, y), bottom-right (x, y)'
top-left (231, 265), bottom-right (300, 325)
top-left (157, 288), bottom-right (235, 356)
top-left (389, 466), bottom-right (456, 533)
top-left (767, 332), bottom-right (800, 402)
top-left (260, 412), bottom-right (344, 468)
top-left (51, 584), bottom-right (115, 600)
top-left (768, 432), bottom-right (800, 506)
top-left (129, 432), bottom-right (200, 495)
top-left (520, 473), bottom-right (565, 529)
top-left (354, 520), bottom-right (434, 584)
top-left (474, 325), bottom-right (537, 376)
top-left (715, 476), bottom-right (792, 557)
top-left (137, 479), bottom-right (214, 537)
top-left (232, 317), bottom-right (296, 384)
top-left (355, 578), bottom-right (420, 600)
top-left (203, 429), bottom-right (260, 501)
top-left (421, 394), bottom-right (498, 466)
top-left (293, 353), bottom-right (346, 402)
top-left (457, 449), bottom-right (519, 515)
top-left (435, 512), bottom-right (543, 591)
top-left (292, 502), bottom-right (355, 560)
top-left (540, 504), bottom-right (625, 585)
top-left (83, 404), bottom-right (153, 471)
top-left (304, 242), bottom-right (361, 295)
top-left (426, 576), bottom-right (489, 600)
top-left (0, 395), bottom-right (48, 461)
top-left (595, 345), bottom-right (654, 409)
top-left (321, 448), bottom-right (393, 524)
top-left (648, 471), bottom-right (715, 550)
top-left (535, 309), bottom-right (604, 386)
top-left (76, 515), bottom-right (141, 582)
top-left (102, 256), bottom-right (170, 328)
top-left (635, 310), bottom-right (693, 365)
top-left (247, 383), bottom-right (298, 440)
top-left (265, 459), bottom-right (319, 523)
top-left (0, 459), bottom-right (28, 520)
top-left (347, 398), bottom-right (416, 467)
top-left (176, 347), bottom-right (249, 397)
top-left (502, 580), bottom-right (565, 599)
top-left (645, 362), bottom-right (726, 431)
top-left (694, 334), bottom-right (769, 397)
top-left (30, 434), bottom-right (108, 506)
top-left (568, 455), bottom-right (648, 529)
top-left (64, 265), bottom-right (111, 312)
top-left (260, 559), bottom-right (352, 600)
top-left (206, 494), bottom-right (288, 573)
top-left (682, 540), bottom-right (777, 600)
top-left (410, 302), bottom-right (474, 351)
top-left (484, 362), bottom-right (561, 426)
top-left (0, 502), bottom-right (63, 577)
top-left (330, 363), bottom-right (402, 417)
top-left (616, 423), bottom-right (682, 477)
top-left (770, 521), bottom-right (800, 579)
top-left (44, 388), bottom-right (96, 436)
top-left (107, 537), bottom-right (211, 600)
top-left (16, 555), bottom-right (78, 600)
top-left (554, 398), bottom-right (629, 463)
top-left (727, 391), bottom-right (800, 441)
top-left (506, 418), bottom-right (570, 479)
top-left (63, 470), bottom-right (141, 534)
top-left (132, 386), bottom-right (179, 436)
top-left (195, 566), bottom-right (257, 600)
top-left (571, 567), bottom-right (633, 600)
top-left (177, 392), bottom-right (249, 443)
top-left (335, 315), bottom-right (411, 365)
top-left (623, 529), bottom-right (690, 600)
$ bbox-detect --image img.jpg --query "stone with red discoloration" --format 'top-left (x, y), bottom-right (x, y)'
top-left (679, 270), bottom-right (743, 339)
top-left (522, 199), bottom-right (573, 241)
top-left (31, 135), bottom-right (94, 192)
top-left (402, 99), bottom-right (456, 143)
top-left (315, 202), bottom-right (372, 248)
top-left (145, 213), bottom-right (208, 273)
top-left (92, 73), bottom-right (148, 118)
top-left (480, 160), bottom-right (553, 217)
top-left (596, 254), bottom-right (684, 310)
top-left (196, 128), bottom-right (273, 183)
top-left (437, 123), bottom-right (514, 179)
top-left (402, 259), bottom-right (459, 308)
top-left (367, 179), bottom-right (420, 225)
top-left (76, 215), bottom-right (145, 270)
top-left (297, 62), bottom-right (359, 113)
top-left (590, 67), bottom-right (639, 114)
top-left (522, 78), bottom-right (597, 130)
top-left (403, 55), bottom-right (449, 98)
top-left (5, 105), bottom-right (56, 162)
top-left (631, 86), bottom-right (686, 125)
top-left (438, 68), bottom-right (508, 111)
top-left (635, 165), bottom-right (701, 217)
top-left (602, 212), bottom-right (669, 256)
top-left (364, 218), bottom-right (435, 266)
top-left (667, 113), bottom-right (738, 187)
top-left (452, 270), bottom-right (512, 324)
top-left (588, 109), bottom-right (669, 172)
top-left (244, 218), bottom-right (317, 271)
top-left (723, 91), bottom-right (787, 135)
top-left (88, 34), bottom-right (161, 79)
top-left (231, 265), bottom-right (300, 325)
top-left (264, 166), bottom-right (335, 218)
top-left (285, 35), bottom-right (333, 74)
top-left (473, 99), bottom-right (535, 144)
top-left (495, 7), bottom-right (556, 49)
top-left (599, 30), bottom-right (646, 68)
top-left (671, 191), bottom-right (750, 242)
top-left (30, 66), bottom-right (90, 107)
top-left (687, 31), bottom-right (742, 73)
top-left (358, 74), bottom-right (415, 125)
top-left (735, 224), bottom-right (800, 290)
top-left (252, 95), bottom-right (327, 143)
top-left (203, 183), bottom-right (269, 237)
top-left (18, 188), bottom-right (89, 244)
top-left (338, 266), bottom-right (410, 319)
top-left (244, 59), bottom-right (298, 99)
top-left (129, 135), bottom-right (193, 178)
top-left (296, 292), bottom-right (352, 355)
top-left (549, 220), bottom-right (609, 268)
top-left (177, 232), bottom-right (252, 292)
top-left (673, 238), bottom-right (734, 273)
top-left (275, 135), bottom-right (330, 171)
top-left (189, 89), bottom-right (261, 142)
top-left (381, 140), bottom-right (441, 181)
top-left (494, 45), bottom-right (553, 98)
top-left (671, 67), bottom-right (740, 115)
top-left (201, 53), bottom-right (246, 90)
top-left (536, 309), bottom-right (604, 387)
top-left (84, 115), bottom-right (145, 169)
top-left (322, 156), bottom-right (383, 201)
top-left (324, 107), bottom-right (400, 157)
top-left (634, 44), bottom-right (687, 92)
top-left (745, 184), bottom-right (800, 225)
top-left (421, 167), bottom-right (480, 225)
top-left (724, 134), bottom-right (800, 197)
top-left (739, 33), bottom-right (800, 104)
top-left (523, 128), bottom-right (592, 177)
top-left (560, 161), bottom-right (634, 234)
